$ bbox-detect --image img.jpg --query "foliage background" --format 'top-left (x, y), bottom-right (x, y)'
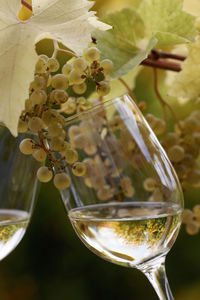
top-left (1, 0), bottom-right (200, 299)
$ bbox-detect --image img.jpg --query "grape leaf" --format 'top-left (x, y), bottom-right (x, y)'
top-left (169, 38), bottom-right (200, 100)
top-left (0, 0), bottom-right (110, 136)
top-left (138, 0), bottom-right (197, 47)
top-left (94, 8), bottom-right (157, 78)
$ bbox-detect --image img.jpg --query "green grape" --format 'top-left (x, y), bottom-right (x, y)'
top-left (72, 82), bottom-right (87, 95)
top-left (48, 121), bottom-right (63, 137)
top-left (18, 119), bottom-right (28, 133)
top-left (182, 134), bottom-right (195, 145)
top-left (37, 167), bottom-right (53, 183)
top-left (193, 132), bottom-right (200, 146)
top-left (100, 59), bottom-right (114, 75)
top-left (186, 169), bottom-right (200, 186)
top-left (28, 117), bottom-right (43, 132)
top-left (143, 178), bottom-right (157, 192)
top-left (167, 145), bottom-right (185, 163)
top-left (51, 74), bottom-right (69, 90)
top-left (183, 116), bottom-right (199, 134)
top-left (68, 125), bottom-right (81, 139)
top-left (65, 149), bottom-right (78, 164)
top-left (71, 134), bottom-right (87, 149)
top-left (96, 81), bottom-right (111, 96)
top-left (76, 97), bottom-right (86, 105)
top-left (184, 143), bottom-right (199, 158)
top-left (97, 185), bottom-right (114, 201)
top-left (63, 98), bottom-right (77, 114)
top-left (84, 47), bottom-right (100, 63)
top-left (162, 132), bottom-right (179, 148)
top-left (30, 90), bottom-right (47, 106)
top-left (73, 57), bottom-right (87, 72)
top-left (42, 109), bottom-right (54, 126)
top-left (193, 205), bottom-right (200, 219)
top-left (150, 188), bottom-right (163, 202)
top-left (30, 75), bottom-right (45, 91)
top-left (124, 186), bottom-right (135, 198)
top-left (145, 114), bottom-right (157, 128)
top-left (109, 116), bottom-right (124, 131)
top-left (183, 209), bottom-right (193, 224)
top-left (182, 154), bottom-right (195, 168)
top-left (19, 139), bottom-right (35, 155)
top-left (72, 162), bottom-right (86, 176)
top-left (69, 69), bottom-right (85, 85)
top-left (39, 54), bottom-right (49, 62)
top-left (174, 164), bottom-right (187, 179)
top-left (84, 144), bottom-right (97, 155)
top-left (32, 148), bottom-right (47, 162)
top-left (186, 221), bottom-right (199, 235)
top-left (153, 119), bottom-right (166, 135)
top-left (50, 89), bottom-right (68, 104)
top-left (84, 177), bottom-right (93, 188)
top-left (35, 57), bottom-right (47, 74)
top-left (50, 137), bottom-right (65, 152)
top-left (25, 99), bottom-right (32, 112)
top-left (62, 63), bottom-right (73, 77)
top-left (47, 58), bottom-right (60, 72)
top-left (53, 173), bottom-right (71, 190)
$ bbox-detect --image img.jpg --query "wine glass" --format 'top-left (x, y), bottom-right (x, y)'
top-left (60, 94), bottom-right (183, 300)
top-left (0, 126), bottom-right (39, 261)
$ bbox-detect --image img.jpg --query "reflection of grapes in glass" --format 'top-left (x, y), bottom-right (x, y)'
top-left (60, 95), bottom-right (183, 300)
top-left (0, 127), bottom-right (39, 261)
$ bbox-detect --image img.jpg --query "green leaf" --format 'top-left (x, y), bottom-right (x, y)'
top-left (139, 0), bottom-right (197, 47)
top-left (94, 8), bottom-right (157, 78)
top-left (169, 37), bottom-right (200, 100)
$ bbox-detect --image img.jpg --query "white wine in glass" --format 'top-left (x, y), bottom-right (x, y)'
top-left (0, 127), bottom-right (39, 261)
top-left (60, 95), bottom-right (183, 300)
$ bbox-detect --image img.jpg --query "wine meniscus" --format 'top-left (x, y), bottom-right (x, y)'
top-left (69, 202), bottom-right (182, 267)
top-left (0, 209), bottom-right (30, 261)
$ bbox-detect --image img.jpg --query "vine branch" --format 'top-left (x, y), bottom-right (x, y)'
top-left (21, 0), bottom-right (32, 11)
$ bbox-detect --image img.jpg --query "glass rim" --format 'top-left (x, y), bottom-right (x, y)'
top-left (64, 93), bottom-right (134, 125)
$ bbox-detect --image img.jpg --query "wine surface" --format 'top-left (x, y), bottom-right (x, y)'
top-left (69, 202), bottom-right (182, 267)
top-left (0, 209), bottom-right (30, 261)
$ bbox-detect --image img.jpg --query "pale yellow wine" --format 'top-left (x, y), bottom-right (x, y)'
top-left (0, 209), bottom-right (30, 261)
top-left (69, 202), bottom-right (182, 267)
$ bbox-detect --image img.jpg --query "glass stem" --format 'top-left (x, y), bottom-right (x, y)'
top-left (139, 256), bottom-right (174, 300)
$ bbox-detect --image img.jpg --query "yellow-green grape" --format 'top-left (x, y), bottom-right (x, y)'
top-left (183, 209), bottom-right (193, 224)
top-left (85, 47), bottom-right (101, 63)
top-left (39, 54), bottom-right (49, 62)
top-left (42, 109), bottom-right (54, 126)
top-left (65, 149), bottom-right (78, 164)
top-left (100, 59), bottom-right (114, 75)
top-left (73, 57), bottom-right (87, 72)
top-left (72, 82), bottom-right (87, 95)
top-left (193, 205), bottom-right (200, 219)
top-left (193, 132), bottom-right (200, 146)
top-left (143, 177), bottom-right (157, 192)
top-left (191, 110), bottom-right (200, 120)
top-left (60, 129), bottom-right (66, 139)
top-left (84, 144), bottom-right (97, 155)
top-left (145, 114), bottom-right (157, 128)
top-left (71, 134), bottom-right (87, 149)
top-left (30, 90), bottom-right (47, 106)
top-left (63, 98), bottom-right (77, 114)
top-left (97, 185), bottom-right (114, 201)
top-left (50, 89), bottom-right (68, 104)
top-left (72, 162), bottom-right (86, 176)
top-left (62, 63), bottom-right (73, 77)
top-left (35, 57), bottom-right (47, 74)
top-left (30, 75), bottom-right (45, 91)
top-left (18, 119), bottom-right (28, 133)
top-left (184, 143), bottom-right (199, 158)
top-left (109, 116), bottom-right (124, 131)
top-left (153, 119), bottom-right (166, 135)
top-left (182, 154), bottom-right (195, 168)
top-left (28, 117), bottom-right (43, 132)
top-left (120, 177), bottom-right (135, 197)
top-left (174, 164), bottom-right (187, 179)
top-left (51, 74), bottom-right (69, 90)
top-left (25, 99), bottom-right (32, 112)
top-left (37, 166), bottom-right (53, 183)
top-left (69, 69), bottom-right (85, 85)
top-left (32, 148), bottom-right (47, 162)
top-left (149, 188), bottom-right (163, 202)
top-left (183, 116), bottom-right (199, 134)
top-left (124, 186), bottom-right (135, 198)
top-left (59, 141), bottom-right (72, 155)
top-left (96, 81), bottom-right (110, 96)
top-left (186, 169), bottom-right (200, 186)
top-left (167, 145), bottom-right (185, 163)
top-left (77, 97), bottom-right (86, 105)
top-left (162, 132), bottom-right (179, 148)
top-left (47, 58), bottom-right (60, 72)
top-left (68, 125), bottom-right (81, 140)
top-left (48, 121), bottom-right (63, 137)
top-left (84, 177), bottom-right (93, 188)
top-left (53, 173), bottom-right (71, 190)
top-left (50, 136), bottom-right (65, 152)
top-left (186, 221), bottom-right (199, 235)
top-left (19, 139), bottom-right (35, 155)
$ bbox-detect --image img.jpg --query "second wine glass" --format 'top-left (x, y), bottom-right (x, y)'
top-left (60, 94), bottom-right (183, 300)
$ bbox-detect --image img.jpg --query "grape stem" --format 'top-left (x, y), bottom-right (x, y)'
top-left (153, 68), bottom-right (182, 129)
top-left (21, 0), bottom-right (32, 11)
top-left (118, 78), bottom-right (138, 103)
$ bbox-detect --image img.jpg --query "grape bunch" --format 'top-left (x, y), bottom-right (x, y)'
top-left (18, 46), bottom-right (113, 191)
